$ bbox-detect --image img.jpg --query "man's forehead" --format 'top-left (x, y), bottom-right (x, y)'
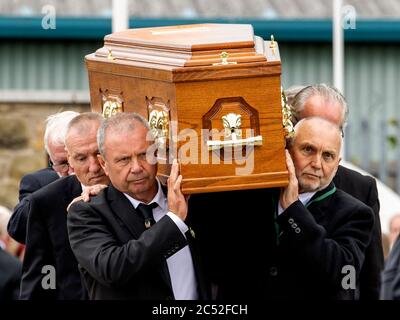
top-left (67, 124), bottom-right (98, 143)
top-left (49, 143), bottom-right (67, 154)
top-left (305, 95), bottom-right (341, 109)
top-left (295, 121), bottom-right (341, 150)
top-left (69, 139), bottom-right (98, 154)
top-left (70, 119), bottom-right (99, 132)
top-left (297, 139), bottom-right (339, 154)
top-left (303, 96), bottom-right (343, 125)
top-left (107, 125), bottom-right (149, 142)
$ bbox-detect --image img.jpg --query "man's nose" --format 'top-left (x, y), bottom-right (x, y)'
top-left (89, 156), bottom-right (101, 172)
top-left (67, 166), bottom-right (74, 176)
top-left (130, 159), bottom-right (142, 174)
top-left (310, 154), bottom-right (322, 169)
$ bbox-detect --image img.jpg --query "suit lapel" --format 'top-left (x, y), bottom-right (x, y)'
top-left (106, 182), bottom-right (181, 296)
top-left (185, 229), bottom-right (210, 300)
top-left (63, 175), bottom-right (82, 208)
top-left (305, 182), bottom-right (336, 220)
top-left (107, 185), bottom-right (145, 238)
top-left (70, 176), bottom-right (82, 198)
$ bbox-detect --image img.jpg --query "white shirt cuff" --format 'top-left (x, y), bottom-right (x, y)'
top-left (167, 211), bottom-right (189, 236)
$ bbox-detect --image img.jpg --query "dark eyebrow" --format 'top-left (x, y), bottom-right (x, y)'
top-left (115, 154), bottom-right (130, 160)
top-left (323, 150), bottom-right (337, 157)
top-left (300, 142), bottom-right (316, 149)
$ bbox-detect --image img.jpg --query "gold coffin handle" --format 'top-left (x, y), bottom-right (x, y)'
top-left (207, 135), bottom-right (263, 151)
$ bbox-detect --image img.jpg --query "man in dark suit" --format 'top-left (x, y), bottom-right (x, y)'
top-left (7, 111), bottom-right (79, 244)
top-left (270, 118), bottom-right (374, 299)
top-left (67, 113), bottom-right (209, 300)
top-left (20, 112), bottom-right (109, 299)
top-left (191, 117), bottom-right (374, 300)
top-left (290, 84), bottom-right (383, 299)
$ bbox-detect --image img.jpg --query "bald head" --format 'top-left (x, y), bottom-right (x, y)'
top-left (291, 117), bottom-right (343, 150)
top-left (288, 117), bottom-right (342, 193)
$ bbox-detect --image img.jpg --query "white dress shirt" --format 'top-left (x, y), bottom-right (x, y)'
top-left (124, 179), bottom-right (198, 300)
top-left (278, 191), bottom-right (316, 215)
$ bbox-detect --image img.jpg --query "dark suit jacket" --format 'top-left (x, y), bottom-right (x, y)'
top-left (333, 165), bottom-right (383, 300)
top-left (20, 175), bottom-right (86, 300)
top-left (190, 183), bottom-right (374, 300)
top-left (67, 184), bottom-right (209, 300)
top-left (0, 248), bottom-right (22, 300)
top-left (8, 167), bottom-right (58, 243)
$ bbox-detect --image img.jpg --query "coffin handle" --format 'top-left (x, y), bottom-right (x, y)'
top-left (207, 135), bottom-right (263, 150)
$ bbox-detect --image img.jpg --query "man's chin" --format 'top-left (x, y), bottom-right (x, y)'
top-left (129, 177), bottom-right (150, 185)
top-left (298, 182), bottom-right (320, 193)
top-left (127, 185), bottom-right (149, 198)
top-left (89, 175), bottom-right (108, 184)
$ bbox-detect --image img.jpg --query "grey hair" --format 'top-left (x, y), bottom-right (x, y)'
top-left (64, 112), bottom-right (103, 148)
top-left (291, 84), bottom-right (348, 128)
top-left (44, 111), bottom-right (80, 156)
top-left (97, 112), bottom-right (150, 158)
top-left (284, 85), bottom-right (306, 107)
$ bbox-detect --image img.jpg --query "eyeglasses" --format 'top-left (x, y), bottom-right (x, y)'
top-left (49, 159), bottom-right (70, 173)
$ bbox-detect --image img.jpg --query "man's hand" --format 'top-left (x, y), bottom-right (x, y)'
top-left (66, 184), bottom-right (108, 212)
top-left (81, 184), bottom-right (108, 202)
top-left (167, 159), bottom-right (189, 221)
top-left (280, 150), bottom-right (299, 210)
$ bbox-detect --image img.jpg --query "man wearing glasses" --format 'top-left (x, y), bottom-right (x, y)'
top-left (48, 158), bottom-right (70, 177)
top-left (7, 111), bottom-right (79, 244)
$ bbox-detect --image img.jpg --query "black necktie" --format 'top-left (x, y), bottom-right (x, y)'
top-left (137, 202), bottom-right (158, 229)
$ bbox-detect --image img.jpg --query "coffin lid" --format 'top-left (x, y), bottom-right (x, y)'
top-left (94, 24), bottom-right (279, 68)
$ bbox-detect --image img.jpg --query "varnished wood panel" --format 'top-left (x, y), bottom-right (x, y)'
top-left (174, 75), bottom-right (288, 193)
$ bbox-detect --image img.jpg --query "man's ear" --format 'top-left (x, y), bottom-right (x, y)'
top-left (97, 154), bottom-right (109, 176)
top-left (285, 135), bottom-right (294, 150)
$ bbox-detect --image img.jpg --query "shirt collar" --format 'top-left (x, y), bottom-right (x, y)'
top-left (277, 190), bottom-right (317, 216)
top-left (299, 191), bottom-right (317, 206)
top-left (123, 178), bottom-right (167, 211)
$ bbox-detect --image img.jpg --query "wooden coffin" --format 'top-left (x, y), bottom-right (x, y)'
top-left (86, 23), bottom-right (289, 193)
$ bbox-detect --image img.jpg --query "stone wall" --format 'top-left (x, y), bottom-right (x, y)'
top-left (0, 103), bottom-right (90, 210)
